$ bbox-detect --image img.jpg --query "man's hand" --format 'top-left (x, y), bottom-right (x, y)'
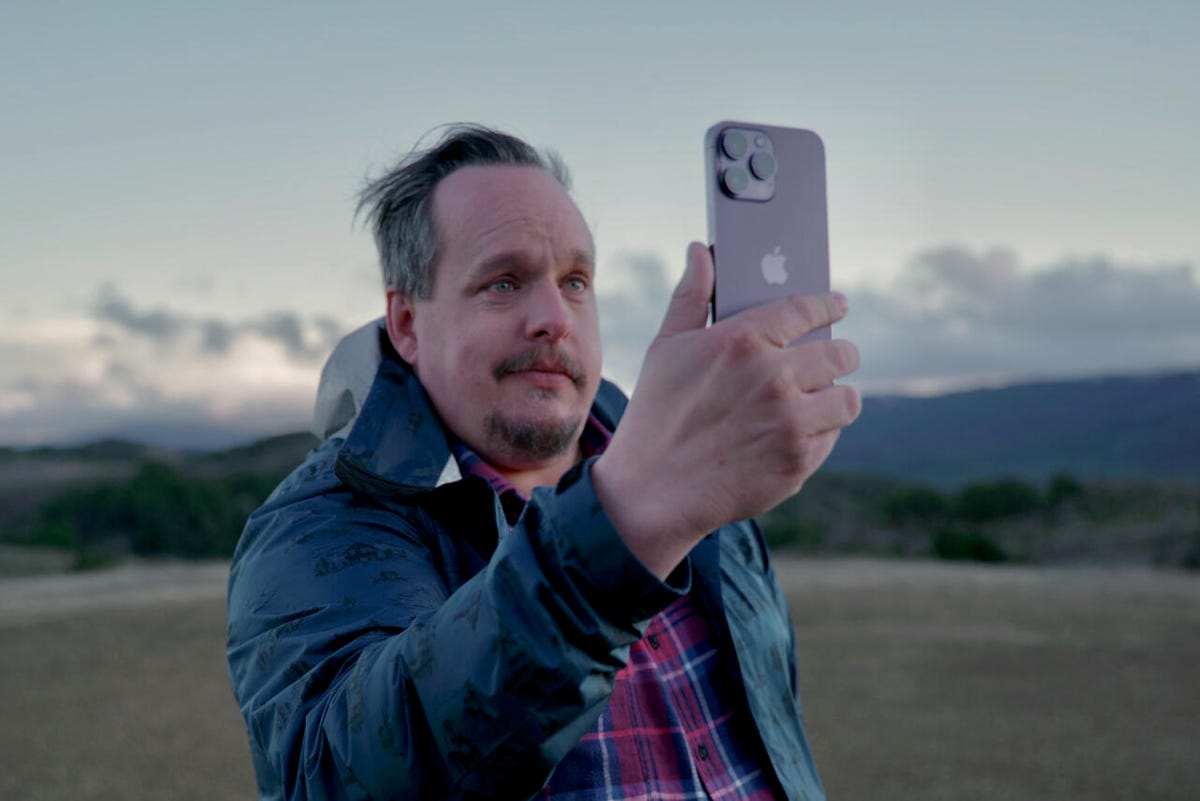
top-left (593, 242), bottom-right (861, 579)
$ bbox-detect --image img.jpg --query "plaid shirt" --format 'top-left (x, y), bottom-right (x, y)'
top-left (452, 419), bottom-right (783, 800)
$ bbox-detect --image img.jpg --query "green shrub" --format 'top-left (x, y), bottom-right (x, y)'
top-left (1044, 472), bottom-right (1084, 507)
top-left (26, 460), bottom-right (277, 561)
top-left (880, 486), bottom-right (946, 527)
top-left (761, 519), bottom-right (826, 550)
top-left (955, 479), bottom-right (1041, 522)
top-left (932, 526), bottom-right (1008, 563)
top-left (30, 520), bottom-right (79, 550)
top-left (72, 546), bottom-right (118, 571)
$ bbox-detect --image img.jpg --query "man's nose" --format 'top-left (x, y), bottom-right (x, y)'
top-left (524, 280), bottom-right (571, 342)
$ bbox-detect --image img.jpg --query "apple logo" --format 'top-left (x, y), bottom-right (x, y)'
top-left (761, 245), bottom-right (788, 285)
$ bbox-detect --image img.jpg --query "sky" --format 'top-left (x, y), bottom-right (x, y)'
top-left (2, 1), bottom-right (1198, 448)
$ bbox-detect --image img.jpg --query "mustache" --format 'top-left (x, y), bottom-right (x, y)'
top-left (493, 346), bottom-right (585, 384)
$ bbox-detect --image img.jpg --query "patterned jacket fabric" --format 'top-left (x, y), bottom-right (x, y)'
top-left (226, 320), bottom-right (826, 801)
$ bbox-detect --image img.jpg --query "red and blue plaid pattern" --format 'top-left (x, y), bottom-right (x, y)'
top-left (454, 418), bottom-right (782, 799)
top-left (541, 593), bottom-right (782, 800)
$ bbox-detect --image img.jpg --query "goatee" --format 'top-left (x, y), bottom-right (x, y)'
top-left (484, 412), bottom-right (582, 462)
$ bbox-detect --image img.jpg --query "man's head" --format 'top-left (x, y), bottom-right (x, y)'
top-left (359, 126), bottom-right (602, 472)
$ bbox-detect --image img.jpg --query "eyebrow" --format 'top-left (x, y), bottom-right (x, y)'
top-left (468, 248), bottom-right (595, 282)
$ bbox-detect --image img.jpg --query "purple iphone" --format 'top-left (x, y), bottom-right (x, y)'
top-left (705, 121), bottom-right (830, 343)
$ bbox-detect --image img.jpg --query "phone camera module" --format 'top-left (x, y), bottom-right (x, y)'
top-left (749, 151), bottom-right (777, 180)
top-left (721, 131), bottom-right (748, 160)
top-left (721, 166), bottom-right (750, 196)
top-left (712, 126), bottom-right (774, 202)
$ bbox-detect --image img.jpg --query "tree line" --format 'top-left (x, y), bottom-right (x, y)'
top-left (760, 472), bottom-right (1200, 568)
top-left (11, 461), bottom-right (280, 569)
top-left (8, 461), bottom-right (1200, 570)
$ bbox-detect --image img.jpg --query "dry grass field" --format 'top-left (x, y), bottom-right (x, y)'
top-left (2, 557), bottom-right (1197, 800)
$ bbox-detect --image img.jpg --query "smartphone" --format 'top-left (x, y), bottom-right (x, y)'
top-left (705, 121), bottom-right (830, 343)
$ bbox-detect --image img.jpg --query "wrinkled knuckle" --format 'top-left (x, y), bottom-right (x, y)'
top-left (760, 371), bottom-right (793, 405)
top-left (720, 323), bottom-right (761, 362)
top-left (778, 431), bottom-right (812, 476)
top-left (791, 295), bottom-right (821, 330)
top-left (779, 408), bottom-right (810, 446)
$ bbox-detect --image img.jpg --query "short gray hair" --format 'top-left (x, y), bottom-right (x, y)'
top-left (357, 124), bottom-right (572, 299)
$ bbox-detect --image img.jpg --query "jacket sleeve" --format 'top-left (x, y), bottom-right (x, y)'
top-left (227, 454), bottom-right (687, 801)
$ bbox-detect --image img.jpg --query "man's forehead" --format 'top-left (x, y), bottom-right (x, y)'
top-left (432, 165), bottom-right (593, 256)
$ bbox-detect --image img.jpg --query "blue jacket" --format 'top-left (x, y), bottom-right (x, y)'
top-left (226, 321), bottom-right (825, 801)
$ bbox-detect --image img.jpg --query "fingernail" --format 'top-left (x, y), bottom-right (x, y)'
top-left (831, 291), bottom-right (848, 314)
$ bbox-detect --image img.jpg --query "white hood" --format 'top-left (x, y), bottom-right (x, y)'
top-left (311, 317), bottom-right (387, 442)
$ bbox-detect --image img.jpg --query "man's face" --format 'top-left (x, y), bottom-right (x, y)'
top-left (387, 165), bottom-right (602, 471)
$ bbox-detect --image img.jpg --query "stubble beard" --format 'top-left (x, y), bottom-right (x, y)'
top-left (485, 405), bottom-right (583, 462)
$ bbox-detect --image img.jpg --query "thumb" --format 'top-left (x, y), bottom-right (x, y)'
top-left (656, 242), bottom-right (714, 338)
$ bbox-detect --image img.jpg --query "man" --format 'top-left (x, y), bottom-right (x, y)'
top-left (227, 125), bottom-right (860, 801)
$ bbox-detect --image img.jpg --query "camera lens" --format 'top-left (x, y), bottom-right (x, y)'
top-left (721, 166), bottom-right (749, 195)
top-left (750, 151), bottom-right (777, 180)
top-left (721, 131), bottom-right (748, 160)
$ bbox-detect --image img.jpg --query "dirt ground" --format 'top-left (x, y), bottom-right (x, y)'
top-left (781, 558), bottom-right (1200, 801)
top-left (1, 557), bottom-right (1197, 800)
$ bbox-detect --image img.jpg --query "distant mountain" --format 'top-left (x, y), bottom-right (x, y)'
top-left (827, 370), bottom-right (1200, 486)
top-left (188, 432), bottom-right (319, 478)
top-left (0, 432), bottom-right (317, 488)
top-left (3, 370), bottom-right (1197, 492)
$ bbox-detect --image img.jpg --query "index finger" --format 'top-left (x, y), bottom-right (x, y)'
top-left (724, 291), bottom-right (849, 347)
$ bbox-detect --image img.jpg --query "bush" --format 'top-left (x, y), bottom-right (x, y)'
top-left (880, 486), bottom-right (946, 527)
top-left (1044, 472), bottom-right (1085, 507)
top-left (955, 479), bottom-right (1041, 522)
top-left (26, 460), bottom-right (277, 561)
top-left (126, 462), bottom-right (244, 557)
top-left (72, 546), bottom-right (118, 571)
top-left (1185, 499), bottom-right (1200, 570)
top-left (932, 527), bottom-right (1008, 563)
top-left (761, 518), bottom-right (826, 550)
top-left (1184, 536), bottom-right (1200, 571)
top-left (30, 520), bottom-right (79, 550)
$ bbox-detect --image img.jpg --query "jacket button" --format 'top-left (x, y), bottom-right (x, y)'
top-left (697, 744), bottom-right (709, 761)
top-left (647, 634), bottom-right (660, 650)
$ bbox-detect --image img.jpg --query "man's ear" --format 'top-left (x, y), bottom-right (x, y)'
top-left (385, 288), bottom-right (420, 365)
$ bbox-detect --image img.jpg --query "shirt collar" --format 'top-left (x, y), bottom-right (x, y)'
top-left (452, 412), bottom-right (612, 525)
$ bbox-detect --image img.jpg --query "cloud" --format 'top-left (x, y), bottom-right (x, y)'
top-left (597, 251), bottom-right (674, 391)
top-left (0, 287), bottom-right (350, 447)
top-left (589, 245), bottom-right (1200, 399)
top-left (91, 284), bottom-right (344, 361)
top-left (4, 247), bottom-right (1198, 448)
top-left (840, 246), bottom-right (1200, 393)
top-left (94, 287), bottom-right (187, 341)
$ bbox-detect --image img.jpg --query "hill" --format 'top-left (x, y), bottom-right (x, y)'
top-left (5, 368), bottom-right (1196, 491)
top-left (0, 431), bottom-right (317, 485)
top-left (827, 370), bottom-right (1200, 486)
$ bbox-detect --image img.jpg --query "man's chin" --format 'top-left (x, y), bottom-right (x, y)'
top-left (484, 411), bottom-right (583, 464)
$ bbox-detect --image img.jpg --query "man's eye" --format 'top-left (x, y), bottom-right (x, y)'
top-left (564, 277), bottom-right (588, 292)
top-left (489, 279), bottom-right (517, 294)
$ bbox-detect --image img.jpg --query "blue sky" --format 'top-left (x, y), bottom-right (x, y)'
top-left (2, 2), bottom-right (1198, 447)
